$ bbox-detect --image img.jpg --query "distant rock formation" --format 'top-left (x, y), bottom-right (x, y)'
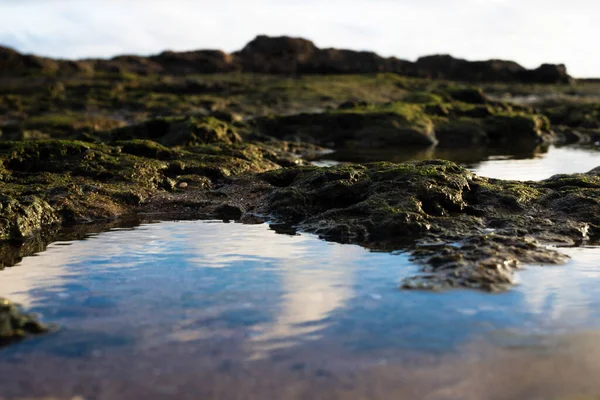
top-left (0, 35), bottom-right (573, 84)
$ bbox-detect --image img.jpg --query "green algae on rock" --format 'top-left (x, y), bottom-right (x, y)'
top-left (0, 298), bottom-right (49, 346)
top-left (0, 129), bottom-right (291, 241)
top-left (254, 103), bottom-right (437, 149)
top-left (252, 91), bottom-right (557, 151)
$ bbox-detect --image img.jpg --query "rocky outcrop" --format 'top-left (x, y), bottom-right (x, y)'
top-left (525, 63), bottom-right (572, 84)
top-left (254, 104), bottom-right (437, 149)
top-left (414, 55), bottom-right (573, 84)
top-left (234, 35), bottom-right (413, 75)
top-left (254, 98), bottom-right (554, 150)
top-left (0, 45), bottom-right (60, 75)
top-left (149, 50), bottom-right (238, 74)
top-left (0, 36), bottom-right (573, 84)
top-left (258, 161), bottom-right (599, 290)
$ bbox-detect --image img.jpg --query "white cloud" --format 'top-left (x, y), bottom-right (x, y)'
top-left (0, 0), bottom-right (598, 77)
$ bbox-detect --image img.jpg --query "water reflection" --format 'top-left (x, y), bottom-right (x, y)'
top-left (247, 245), bottom-right (356, 358)
top-left (518, 246), bottom-right (600, 326)
top-left (311, 144), bottom-right (599, 181)
top-left (1, 221), bottom-right (599, 355)
top-left (1, 221), bottom-right (600, 398)
top-left (472, 146), bottom-right (600, 180)
top-left (0, 222), bottom-right (407, 360)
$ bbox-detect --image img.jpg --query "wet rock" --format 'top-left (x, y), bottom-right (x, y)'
top-left (119, 140), bottom-right (175, 160)
top-left (338, 100), bottom-right (369, 110)
top-left (0, 196), bottom-right (59, 240)
top-left (111, 116), bottom-right (242, 147)
top-left (269, 223), bottom-right (298, 236)
top-left (483, 114), bottom-right (553, 145)
top-left (435, 121), bottom-right (489, 147)
top-left (447, 87), bottom-right (489, 104)
top-left (540, 102), bottom-right (600, 130)
top-left (0, 298), bottom-right (49, 346)
top-left (257, 161), bottom-right (600, 290)
top-left (254, 104), bottom-right (436, 149)
top-left (403, 235), bottom-right (568, 291)
top-left (0, 135), bottom-right (289, 241)
top-left (215, 204), bottom-right (243, 221)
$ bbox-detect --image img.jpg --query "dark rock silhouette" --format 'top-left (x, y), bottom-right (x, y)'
top-left (0, 35), bottom-right (573, 84)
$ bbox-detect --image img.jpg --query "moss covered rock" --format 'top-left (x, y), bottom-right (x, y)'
top-left (0, 135), bottom-right (293, 240)
top-left (257, 161), bottom-right (600, 290)
top-left (111, 116), bottom-right (242, 147)
top-left (483, 114), bottom-right (553, 145)
top-left (0, 195), bottom-right (59, 240)
top-left (255, 103), bottom-right (437, 148)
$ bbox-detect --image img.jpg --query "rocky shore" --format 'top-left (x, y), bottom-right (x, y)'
top-left (1, 35), bottom-right (573, 84)
top-left (0, 38), bottom-right (599, 344)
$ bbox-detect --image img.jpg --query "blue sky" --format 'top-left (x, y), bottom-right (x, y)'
top-left (1, 0), bottom-right (598, 77)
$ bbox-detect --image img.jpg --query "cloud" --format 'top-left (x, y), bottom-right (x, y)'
top-left (0, 0), bottom-right (598, 76)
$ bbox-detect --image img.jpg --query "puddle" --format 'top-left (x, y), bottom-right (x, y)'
top-left (471, 145), bottom-right (600, 180)
top-left (1, 221), bottom-right (600, 398)
top-left (311, 145), bottom-right (599, 181)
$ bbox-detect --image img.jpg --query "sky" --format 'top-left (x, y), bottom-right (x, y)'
top-left (0, 0), bottom-right (598, 77)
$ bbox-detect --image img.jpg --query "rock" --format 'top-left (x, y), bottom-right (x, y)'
top-left (257, 160), bottom-right (600, 290)
top-left (0, 298), bottom-right (49, 346)
top-left (435, 121), bottom-right (489, 147)
top-left (415, 55), bottom-right (525, 82)
top-left (0, 46), bottom-right (59, 75)
top-left (0, 36), bottom-right (573, 83)
top-left (0, 196), bottom-right (59, 240)
top-left (235, 35), bottom-right (317, 74)
top-left (111, 116), bottom-right (242, 147)
top-left (0, 136), bottom-right (288, 242)
top-left (150, 50), bottom-right (237, 74)
top-left (214, 204), bottom-right (243, 221)
top-left (94, 55), bottom-right (164, 75)
top-left (539, 102), bottom-right (600, 129)
top-left (447, 87), bottom-right (489, 104)
top-left (525, 63), bottom-right (573, 84)
top-left (255, 103), bottom-right (437, 149)
top-left (338, 100), bottom-right (369, 110)
top-left (483, 114), bottom-right (553, 145)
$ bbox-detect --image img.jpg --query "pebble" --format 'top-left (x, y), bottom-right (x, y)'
top-left (178, 182), bottom-right (188, 189)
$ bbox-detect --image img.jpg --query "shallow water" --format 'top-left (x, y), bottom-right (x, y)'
top-left (1, 221), bottom-right (600, 399)
top-left (312, 144), bottom-right (600, 181)
top-left (471, 145), bottom-right (600, 181)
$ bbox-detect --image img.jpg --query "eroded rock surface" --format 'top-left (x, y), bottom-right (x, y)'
top-left (258, 161), bottom-right (599, 290)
